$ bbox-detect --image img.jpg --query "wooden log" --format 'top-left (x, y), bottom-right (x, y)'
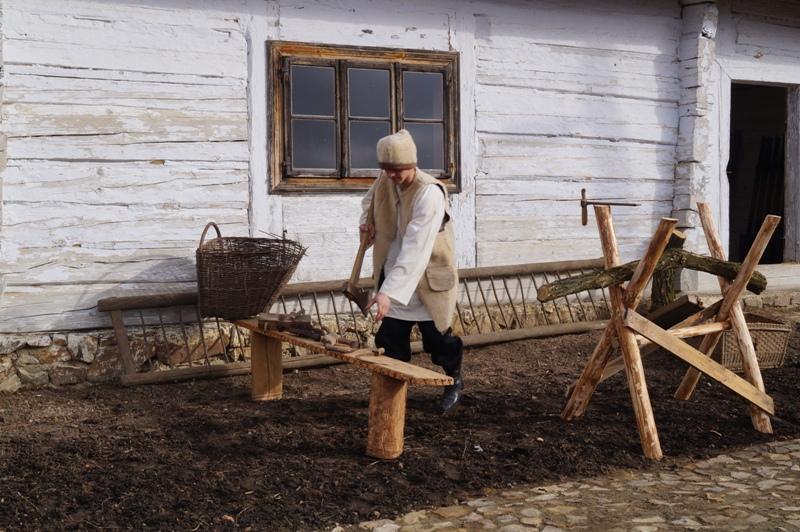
top-left (98, 291), bottom-right (197, 312)
top-left (650, 230), bottom-right (686, 309)
top-left (625, 310), bottom-right (774, 415)
top-left (120, 355), bottom-right (346, 386)
top-left (250, 331), bottom-right (283, 401)
top-left (536, 249), bottom-right (768, 302)
top-left (678, 203), bottom-right (773, 433)
top-left (366, 373), bottom-right (408, 459)
top-left (675, 214), bottom-right (781, 401)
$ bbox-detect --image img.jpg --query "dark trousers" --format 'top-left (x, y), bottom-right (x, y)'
top-left (374, 317), bottom-right (463, 374)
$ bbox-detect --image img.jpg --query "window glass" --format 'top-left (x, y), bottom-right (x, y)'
top-left (350, 121), bottom-right (391, 169)
top-left (349, 68), bottom-right (390, 118)
top-left (292, 119), bottom-right (336, 169)
top-left (403, 71), bottom-right (443, 120)
top-left (291, 65), bottom-right (335, 117)
top-left (405, 123), bottom-right (444, 170)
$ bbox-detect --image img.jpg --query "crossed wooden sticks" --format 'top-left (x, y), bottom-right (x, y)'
top-left (561, 202), bottom-right (779, 459)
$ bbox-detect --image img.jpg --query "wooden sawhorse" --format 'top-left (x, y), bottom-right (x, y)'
top-left (234, 319), bottom-right (453, 459)
top-left (562, 202), bottom-right (778, 459)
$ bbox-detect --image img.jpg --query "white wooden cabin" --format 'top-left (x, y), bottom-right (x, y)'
top-left (1, 0), bottom-right (799, 334)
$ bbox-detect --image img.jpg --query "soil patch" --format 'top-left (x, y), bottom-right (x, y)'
top-left (2, 318), bottom-right (800, 530)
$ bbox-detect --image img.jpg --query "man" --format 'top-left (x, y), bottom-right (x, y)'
top-left (360, 129), bottom-right (464, 413)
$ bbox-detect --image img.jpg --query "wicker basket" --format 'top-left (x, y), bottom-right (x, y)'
top-left (196, 222), bottom-right (306, 320)
top-left (717, 311), bottom-right (791, 372)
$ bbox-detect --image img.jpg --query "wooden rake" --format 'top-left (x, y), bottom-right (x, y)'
top-left (561, 203), bottom-right (778, 459)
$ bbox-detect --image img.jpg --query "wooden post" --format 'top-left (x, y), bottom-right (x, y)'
top-left (597, 207), bottom-right (669, 459)
top-left (561, 326), bottom-right (615, 419)
top-left (675, 213), bottom-right (780, 401)
top-left (677, 203), bottom-right (773, 433)
top-left (250, 331), bottom-right (283, 401)
top-left (366, 373), bottom-right (408, 460)
top-left (110, 310), bottom-right (136, 375)
top-left (651, 230), bottom-right (686, 309)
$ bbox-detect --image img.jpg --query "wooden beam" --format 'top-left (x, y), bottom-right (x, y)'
top-left (651, 230), bottom-right (686, 309)
top-left (625, 310), bottom-right (774, 415)
top-left (634, 319), bottom-right (731, 347)
top-left (675, 213), bottom-right (781, 401)
top-left (250, 332), bottom-right (283, 401)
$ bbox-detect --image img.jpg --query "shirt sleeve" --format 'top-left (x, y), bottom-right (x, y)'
top-left (379, 184), bottom-right (446, 305)
top-left (359, 178), bottom-right (378, 226)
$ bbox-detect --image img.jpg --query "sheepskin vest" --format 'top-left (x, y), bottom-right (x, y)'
top-left (371, 169), bottom-right (458, 332)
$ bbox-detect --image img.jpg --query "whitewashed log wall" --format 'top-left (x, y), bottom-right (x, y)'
top-left (2, 0), bottom-right (798, 333)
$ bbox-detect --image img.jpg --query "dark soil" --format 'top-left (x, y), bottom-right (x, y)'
top-left (2, 318), bottom-right (800, 531)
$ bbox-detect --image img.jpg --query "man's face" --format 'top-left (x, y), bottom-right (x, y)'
top-left (385, 167), bottom-right (416, 187)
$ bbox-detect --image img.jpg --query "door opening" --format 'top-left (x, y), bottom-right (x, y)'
top-left (728, 83), bottom-right (787, 263)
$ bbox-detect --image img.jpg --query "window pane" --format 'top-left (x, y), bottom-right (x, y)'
top-left (403, 71), bottom-right (443, 120)
top-left (291, 65), bottom-right (335, 117)
top-left (405, 123), bottom-right (444, 170)
top-left (292, 119), bottom-right (336, 169)
top-left (350, 121), bottom-right (390, 169)
top-left (349, 68), bottom-right (390, 118)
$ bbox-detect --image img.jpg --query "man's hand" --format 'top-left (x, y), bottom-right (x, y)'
top-left (369, 292), bottom-right (391, 322)
top-left (359, 223), bottom-right (375, 246)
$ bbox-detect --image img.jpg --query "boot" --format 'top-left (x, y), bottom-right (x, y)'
top-left (439, 368), bottom-right (464, 414)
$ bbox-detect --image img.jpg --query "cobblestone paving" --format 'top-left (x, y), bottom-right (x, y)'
top-left (346, 438), bottom-right (800, 531)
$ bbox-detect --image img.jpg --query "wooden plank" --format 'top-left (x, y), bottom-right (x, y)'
top-left (110, 310), bottom-right (135, 375)
top-left (235, 320), bottom-right (452, 386)
top-left (625, 310), bottom-right (774, 415)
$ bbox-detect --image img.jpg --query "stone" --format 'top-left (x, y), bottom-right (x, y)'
top-left (24, 335), bottom-right (52, 347)
top-left (790, 294), bottom-right (800, 307)
top-left (670, 517), bottom-right (702, 529)
top-left (730, 471), bottom-right (753, 480)
top-left (631, 527), bottom-right (659, 532)
top-left (34, 346), bottom-right (71, 365)
top-left (756, 479), bottom-right (783, 490)
top-left (0, 355), bottom-right (11, 371)
top-left (434, 506), bottom-right (470, 519)
top-left (0, 335), bottom-right (25, 355)
top-left (87, 347), bottom-right (123, 383)
top-left (15, 352), bottom-right (39, 365)
top-left (17, 365), bottom-right (49, 386)
top-left (520, 518), bottom-right (541, 526)
top-left (770, 293), bottom-right (791, 307)
top-left (52, 334), bottom-right (67, 347)
top-left (50, 363), bottom-right (88, 386)
top-left (68, 334), bottom-right (100, 363)
top-left (631, 517), bottom-right (665, 524)
top-left (746, 514), bottom-right (768, 524)
top-left (0, 372), bottom-right (22, 393)
top-left (401, 511), bottom-right (427, 525)
top-left (530, 493), bottom-right (558, 502)
top-left (360, 519), bottom-right (395, 530)
top-left (519, 508), bottom-right (541, 518)
top-left (373, 524), bottom-right (400, 532)
top-left (498, 526), bottom-right (533, 532)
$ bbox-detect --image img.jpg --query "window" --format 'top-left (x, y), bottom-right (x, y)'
top-left (268, 42), bottom-right (460, 192)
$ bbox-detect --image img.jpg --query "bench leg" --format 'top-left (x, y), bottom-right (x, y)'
top-left (250, 331), bottom-right (283, 401)
top-left (366, 373), bottom-right (408, 459)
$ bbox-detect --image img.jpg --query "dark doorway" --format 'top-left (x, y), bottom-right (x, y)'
top-left (728, 84), bottom-right (787, 263)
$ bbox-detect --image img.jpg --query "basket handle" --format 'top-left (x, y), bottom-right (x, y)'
top-left (199, 222), bottom-right (222, 247)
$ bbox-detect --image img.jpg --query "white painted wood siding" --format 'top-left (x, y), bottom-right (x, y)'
top-left (0, 0), bottom-right (251, 331)
top-left (473, 1), bottom-right (681, 265)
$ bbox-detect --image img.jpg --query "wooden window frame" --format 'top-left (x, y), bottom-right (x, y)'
top-left (268, 41), bottom-right (460, 193)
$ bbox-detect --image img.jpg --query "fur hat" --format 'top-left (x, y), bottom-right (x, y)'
top-left (376, 129), bottom-right (417, 170)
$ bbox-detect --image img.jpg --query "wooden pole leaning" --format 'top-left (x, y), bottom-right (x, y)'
top-left (563, 207), bottom-right (676, 459)
top-left (674, 212), bottom-right (781, 404)
top-left (672, 203), bottom-right (774, 433)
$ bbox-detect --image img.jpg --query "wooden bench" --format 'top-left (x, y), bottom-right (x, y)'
top-left (234, 319), bottom-right (452, 459)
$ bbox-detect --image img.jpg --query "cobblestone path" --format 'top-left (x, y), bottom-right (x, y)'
top-left (347, 438), bottom-right (800, 531)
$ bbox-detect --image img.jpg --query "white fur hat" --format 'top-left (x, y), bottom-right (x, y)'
top-left (376, 129), bottom-right (417, 170)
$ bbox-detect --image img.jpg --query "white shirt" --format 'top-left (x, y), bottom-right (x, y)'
top-left (361, 182), bottom-right (446, 321)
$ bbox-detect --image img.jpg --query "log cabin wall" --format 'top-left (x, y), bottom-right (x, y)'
top-left (1, 0), bottom-right (799, 335)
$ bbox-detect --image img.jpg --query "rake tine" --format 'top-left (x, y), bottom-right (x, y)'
top-left (501, 277), bottom-right (521, 328)
top-left (462, 279), bottom-right (482, 334)
top-left (490, 276), bottom-right (510, 329)
top-left (530, 273), bottom-right (553, 325)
